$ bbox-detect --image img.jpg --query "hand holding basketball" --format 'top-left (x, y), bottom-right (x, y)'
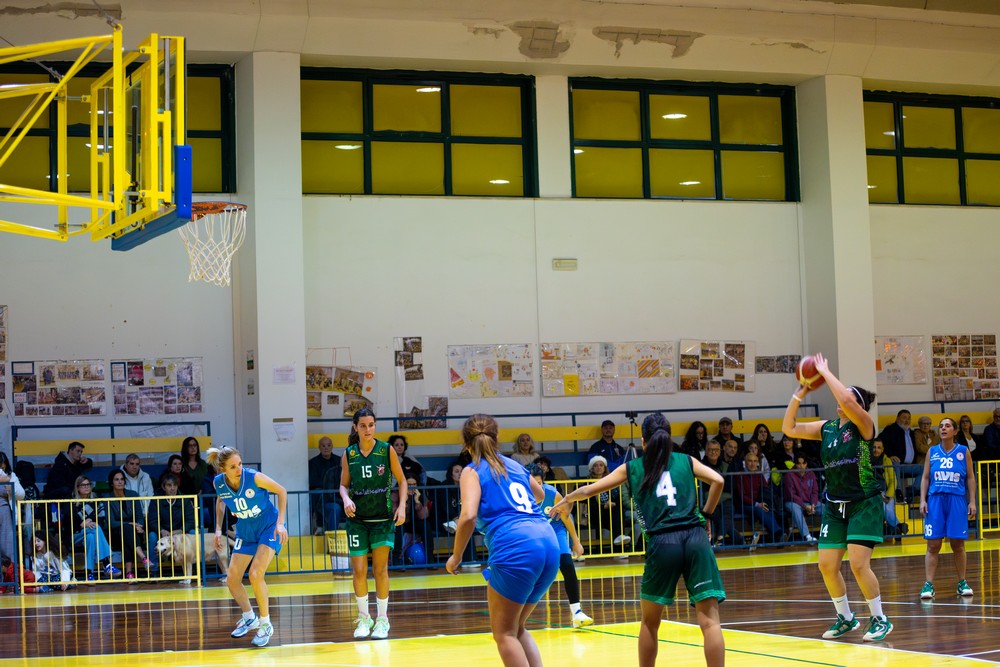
top-left (796, 354), bottom-right (827, 391)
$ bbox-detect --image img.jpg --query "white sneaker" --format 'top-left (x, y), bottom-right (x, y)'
top-left (805, 535), bottom-right (818, 544)
top-left (251, 623), bottom-right (273, 647)
top-left (443, 521), bottom-right (457, 534)
top-left (371, 616), bottom-right (390, 639)
top-left (353, 613), bottom-right (374, 638)
top-left (572, 610), bottom-right (593, 628)
top-left (613, 534), bottom-right (631, 546)
top-left (231, 614), bottom-right (259, 638)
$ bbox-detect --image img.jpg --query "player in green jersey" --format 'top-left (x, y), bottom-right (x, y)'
top-left (782, 353), bottom-right (892, 642)
top-left (339, 408), bottom-right (408, 640)
top-left (554, 412), bottom-right (726, 667)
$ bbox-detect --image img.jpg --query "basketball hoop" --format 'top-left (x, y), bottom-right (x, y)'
top-left (177, 202), bottom-right (247, 287)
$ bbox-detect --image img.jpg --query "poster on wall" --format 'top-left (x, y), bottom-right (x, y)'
top-left (448, 344), bottom-right (534, 399)
top-left (111, 357), bottom-right (203, 415)
top-left (0, 305), bottom-right (7, 362)
top-left (11, 359), bottom-right (106, 417)
top-left (931, 334), bottom-right (999, 400)
top-left (755, 355), bottom-right (800, 374)
top-left (0, 362), bottom-right (5, 415)
top-left (540, 341), bottom-right (676, 397)
top-left (874, 336), bottom-right (927, 385)
top-left (678, 339), bottom-right (756, 392)
top-left (305, 363), bottom-right (377, 418)
top-left (394, 336), bottom-right (448, 428)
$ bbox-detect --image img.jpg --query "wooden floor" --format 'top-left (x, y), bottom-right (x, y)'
top-left (2, 538), bottom-right (999, 666)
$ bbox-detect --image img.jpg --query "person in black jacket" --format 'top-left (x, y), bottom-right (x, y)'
top-left (43, 442), bottom-right (93, 500)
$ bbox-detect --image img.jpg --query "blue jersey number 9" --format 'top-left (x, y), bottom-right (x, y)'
top-left (509, 482), bottom-right (534, 513)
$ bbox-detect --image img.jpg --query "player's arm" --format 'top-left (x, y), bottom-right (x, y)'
top-left (814, 354), bottom-right (875, 439)
top-left (254, 472), bottom-right (289, 543)
top-left (528, 473), bottom-right (545, 504)
top-left (552, 465), bottom-right (628, 516)
top-left (966, 452), bottom-right (978, 519)
top-left (691, 458), bottom-right (724, 515)
top-left (446, 467), bottom-right (482, 574)
top-left (554, 489), bottom-right (585, 557)
top-left (919, 452), bottom-right (932, 516)
top-left (213, 496), bottom-right (227, 549)
top-left (388, 447), bottom-right (408, 525)
top-left (339, 452), bottom-right (357, 517)
top-left (782, 384), bottom-right (824, 440)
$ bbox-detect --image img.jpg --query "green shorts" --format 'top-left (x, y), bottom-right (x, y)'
top-left (818, 494), bottom-right (884, 549)
top-left (345, 518), bottom-right (396, 556)
top-left (642, 525), bottom-right (726, 606)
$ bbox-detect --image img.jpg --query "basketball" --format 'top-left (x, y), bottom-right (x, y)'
top-left (796, 354), bottom-right (826, 390)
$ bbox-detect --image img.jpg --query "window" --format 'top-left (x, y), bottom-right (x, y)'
top-left (864, 92), bottom-right (1000, 206)
top-left (570, 79), bottom-right (798, 201)
top-left (300, 69), bottom-right (536, 196)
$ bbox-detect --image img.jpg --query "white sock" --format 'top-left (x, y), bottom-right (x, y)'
top-left (243, 610), bottom-right (256, 621)
top-left (832, 594), bottom-right (852, 619)
top-left (376, 597), bottom-right (388, 618)
top-left (866, 596), bottom-right (883, 619)
top-left (570, 602), bottom-right (581, 614)
top-left (259, 615), bottom-right (270, 627)
top-left (356, 595), bottom-right (369, 616)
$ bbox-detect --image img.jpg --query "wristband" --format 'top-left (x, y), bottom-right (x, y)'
top-left (790, 393), bottom-right (801, 403)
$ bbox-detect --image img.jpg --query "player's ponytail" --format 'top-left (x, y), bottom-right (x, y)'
top-left (206, 446), bottom-right (239, 471)
top-left (462, 413), bottom-right (506, 481)
top-left (639, 412), bottom-right (674, 495)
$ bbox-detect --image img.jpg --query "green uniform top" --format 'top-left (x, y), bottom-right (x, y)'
top-left (346, 439), bottom-right (393, 521)
top-left (625, 452), bottom-right (704, 537)
top-left (820, 418), bottom-right (880, 502)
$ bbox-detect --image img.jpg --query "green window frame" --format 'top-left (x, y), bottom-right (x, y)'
top-left (864, 91), bottom-right (1000, 206)
top-left (0, 62), bottom-right (236, 194)
top-left (300, 68), bottom-right (537, 197)
top-left (569, 78), bottom-right (799, 201)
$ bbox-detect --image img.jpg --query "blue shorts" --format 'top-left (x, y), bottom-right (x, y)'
top-left (552, 522), bottom-right (570, 555)
top-left (233, 514), bottom-right (283, 556)
top-left (924, 493), bottom-right (969, 540)
top-left (487, 521), bottom-right (560, 605)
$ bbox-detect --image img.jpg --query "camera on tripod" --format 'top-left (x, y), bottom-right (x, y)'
top-left (624, 410), bottom-right (638, 420)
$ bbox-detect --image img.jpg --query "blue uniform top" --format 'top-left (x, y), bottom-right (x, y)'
top-left (214, 468), bottom-right (279, 526)
top-left (539, 484), bottom-right (567, 537)
top-left (471, 455), bottom-right (549, 550)
top-left (927, 444), bottom-right (969, 496)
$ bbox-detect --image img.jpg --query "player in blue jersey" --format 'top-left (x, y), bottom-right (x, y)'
top-left (528, 463), bottom-right (593, 629)
top-left (919, 417), bottom-right (977, 599)
top-left (446, 414), bottom-right (560, 667)
top-left (208, 446), bottom-right (288, 648)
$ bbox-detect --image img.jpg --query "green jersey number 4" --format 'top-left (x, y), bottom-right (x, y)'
top-left (655, 471), bottom-right (678, 506)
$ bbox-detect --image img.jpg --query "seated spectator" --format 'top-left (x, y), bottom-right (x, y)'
top-left (983, 408), bottom-right (1000, 461)
top-left (534, 455), bottom-right (568, 481)
top-left (71, 476), bottom-right (121, 581)
top-left (179, 436), bottom-right (209, 499)
top-left (740, 440), bottom-right (771, 481)
top-left (389, 434), bottom-right (427, 485)
top-left (878, 409), bottom-right (918, 502)
top-left (120, 454), bottom-right (155, 513)
top-left (712, 416), bottom-right (744, 447)
top-left (771, 434), bottom-right (797, 485)
top-left (873, 438), bottom-right (908, 538)
top-left (147, 474), bottom-right (197, 578)
top-left (436, 462), bottom-right (465, 535)
top-left (681, 421), bottom-right (710, 459)
top-left (701, 441), bottom-right (736, 547)
top-left (14, 460), bottom-right (40, 535)
top-left (510, 433), bottom-right (540, 467)
top-left (913, 416), bottom-right (934, 466)
top-left (956, 414), bottom-right (979, 458)
top-left (101, 468), bottom-right (150, 582)
top-left (783, 455), bottom-right (821, 544)
top-left (734, 453), bottom-right (783, 548)
top-left (43, 442), bottom-right (92, 500)
top-left (309, 436), bottom-right (343, 534)
top-left (29, 531), bottom-right (74, 592)
top-left (161, 455), bottom-right (198, 495)
top-left (392, 476), bottom-right (430, 557)
top-left (749, 423), bottom-right (778, 462)
top-left (588, 420), bottom-right (627, 471)
top-left (0, 452), bottom-right (25, 563)
top-left (585, 456), bottom-right (630, 548)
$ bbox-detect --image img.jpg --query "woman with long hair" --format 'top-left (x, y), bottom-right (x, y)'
top-left (71, 475), bottom-right (121, 581)
top-left (180, 436), bottom-right (208, 494)
top-left (956, 415), bottom-right (978, 459)
top-left (782, 353), bottom-right (891, 642)
top-left (340, 407), bottom-right (408, 641)
top-left (208, 445), bottom-right (288, 647)
top-left (680, 421), bottom-right (710, 459)
top-left (446, 414), bottom-right (560, 667)
top-left (101, 468), bottom-right (149, 581)
top-left (553, 412), bottom-right (726, 667)
top-left (510, 433), bottom-right (540, 467)
top-left (162, 454), bottom-right (198, 495)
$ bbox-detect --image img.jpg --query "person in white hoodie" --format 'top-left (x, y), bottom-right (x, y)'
top-left (121, 454), bottom-right (154, 513)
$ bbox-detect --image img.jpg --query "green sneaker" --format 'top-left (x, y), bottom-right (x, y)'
top-left (862, 615), bottom-right (893, 642)
top-left (822, 614), bottom-right (860, 639)
top-left (353, 613), bottom-right (374, 639)
top-left (957, 579), bottom-right (974, 597)
top-left (920, 581), bottom-right (935, 599)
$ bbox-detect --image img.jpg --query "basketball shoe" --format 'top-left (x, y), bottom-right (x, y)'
top-left (822, 613), bottom-right (859, 639)
top-left (862, 615), bottom-right (893, 642)
top-left (354, 613), bottom-right (374, 638)
top-left (231, 614), bottom-right (259, 638)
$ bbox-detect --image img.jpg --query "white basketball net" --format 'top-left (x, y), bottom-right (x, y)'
top-left (177, 204), bottom-right (247, 287)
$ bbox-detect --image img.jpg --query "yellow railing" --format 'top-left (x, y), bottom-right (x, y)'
top-left (977, 461), bottom-right (1000, 537)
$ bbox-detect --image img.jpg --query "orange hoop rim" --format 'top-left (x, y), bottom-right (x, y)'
top-left (190, 201), bottom-right (247, 221)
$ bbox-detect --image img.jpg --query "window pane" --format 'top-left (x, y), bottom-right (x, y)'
top-left (451, 144), bottom-right (523, 196)
top-left (0, 135), bottom-right (48, 190)
top-left (866, 155), bottom-right (898, 203)
top-left (718, 96), bottom-right (782, 145)
top-left (373, 85), bottom-right (441, 133)
top-left (864, 101), bottom-right (896, 150)
top-left (574, 147), bottom-right (642, 197)
top-left (572, 89), bottom-right (640, 141)
top-left (963, 107), bottom-right (1000, 153)
top-left (301, 80), bottom-right (363, 134)
top-left (649, 95), bottom-right (711, 141)
top-left (67, 136), bottom-right (91, 193)
top-left (302, 140), bottom-right (363, 194)
top-left (451, 85), bottom-right (521, 138)
top-left (721, 151), bottom-right (785, 200)
top-left (188, 77), bottom-right (222, 132)
top-left (371, 141), bottom-right (444, 194)
top-left (66, 75), bottom-right (99, 128)
top-left (0, 74), bottom-right (49, 128)
top-left (902, 106), bottom-right (955, 150)
top-left (902, 156), bottom-right (959, 204)
top-left (649, 148), bottom-right (715, 198)
top-left (189, 137), bottom-right (223, 192)
top-left (965, 159), bottom-right (1000, 206)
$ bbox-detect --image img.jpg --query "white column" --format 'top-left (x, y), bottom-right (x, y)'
top-left (536, 75), bottom-right (571, 198)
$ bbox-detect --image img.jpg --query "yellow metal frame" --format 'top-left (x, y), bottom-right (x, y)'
top-left (0, 27), bottom-right (186, 242)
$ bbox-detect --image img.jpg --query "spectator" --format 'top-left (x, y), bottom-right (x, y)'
top-left (783, 455), bottom-right (821, 544)
top-left (956, 415), bottom-right (979, 459)
top-left (0, 452), bottom-right (25, 562)
top-left (43, 442), bottom-right (93, 500)
top-left (586, 456), bottom-right (630, 547)
top-left (147, 474), bottom-right (197, 579)
top-left (872, 439), bottom-right (907, 538)
top-left (100, 468), bottom-right (150, 582)
top-left (702, 441), bottom-right (735, 547)
top-left (534, 455), bottom-right (568, 481)
top-left (510, 433), bottom-right (540, 467)
top-left (71, 476), bottom-right (121, 581)
top-left (771, 435), bottom-right (797, 485)
top-left (749, 423), bottom-right (778, 461)
top-left (179, 436), bottom-right (209, 497)
top-left (979, 408), bottom-right (1000, 461)
top-left (391, 476), bottom-right (429, 556)
top-left (588, 420), bottom-right (627, 471)
top-left (120, 454), bottom-right (155, 513)
top-left (878, 409), bottom-right (918, 501)
top-left (734, 453), bottom-right (783, 548)
top-left (740, 440), bottom-right (771, 481)
top-left (437, 462), bottom-right (465, 534)
top-left (388, 435), bottom-right (426, 485)
top-left (161, 454), bottom-right (198, 495)
top-left (913, 416), bottom-right (934, 466)
top-left (712, 417), bottom-right (744, 447)
top-left (309, 436), bottom-right (343, 534)
top-left (29, 531), bottom-right (74, 592)
top-left (14, 460), bottom-right (40, 530)
top-left (681, 421), bottom-right (710, 459)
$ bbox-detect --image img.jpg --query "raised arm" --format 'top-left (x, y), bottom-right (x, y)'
top-left (782, 384), bottom-right (825, 440)
top-left (814, 354), bottom-right (874, 439)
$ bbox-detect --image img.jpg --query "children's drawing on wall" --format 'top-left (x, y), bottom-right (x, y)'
top-left (112, 357), bottom-right (204, 415)
top-left (11, 359), bottom-right (107, 417)
top-left (678, 339), bottom-right (756, 392)
top-left (448, 344), bottom-right (534, 399)
top-left (395, 336), bottom-right (447, 428)
top-left (541, 341), bottom-right (676, 397)
top-left (874, 336), bottom-right (927, 385)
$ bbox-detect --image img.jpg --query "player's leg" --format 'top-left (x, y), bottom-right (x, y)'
top-left (368, 519), bottom-right (396, 639)
top-left (951, 538), bottom-right (968, 581)
top-left (487, 585), bottom-right (531, 667)
top-left (924, 538), bottom-right (943, 587)
top-left (682, 525), bottom-right (726, 666)
top-left (695, 598), bottom-right (724, 667)
top-left (638, 599), bottom-right (664, 667)
top-left (559, 552), bottom-right (591, 627)
top-left (248, 543), bottom-right (278, 646)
